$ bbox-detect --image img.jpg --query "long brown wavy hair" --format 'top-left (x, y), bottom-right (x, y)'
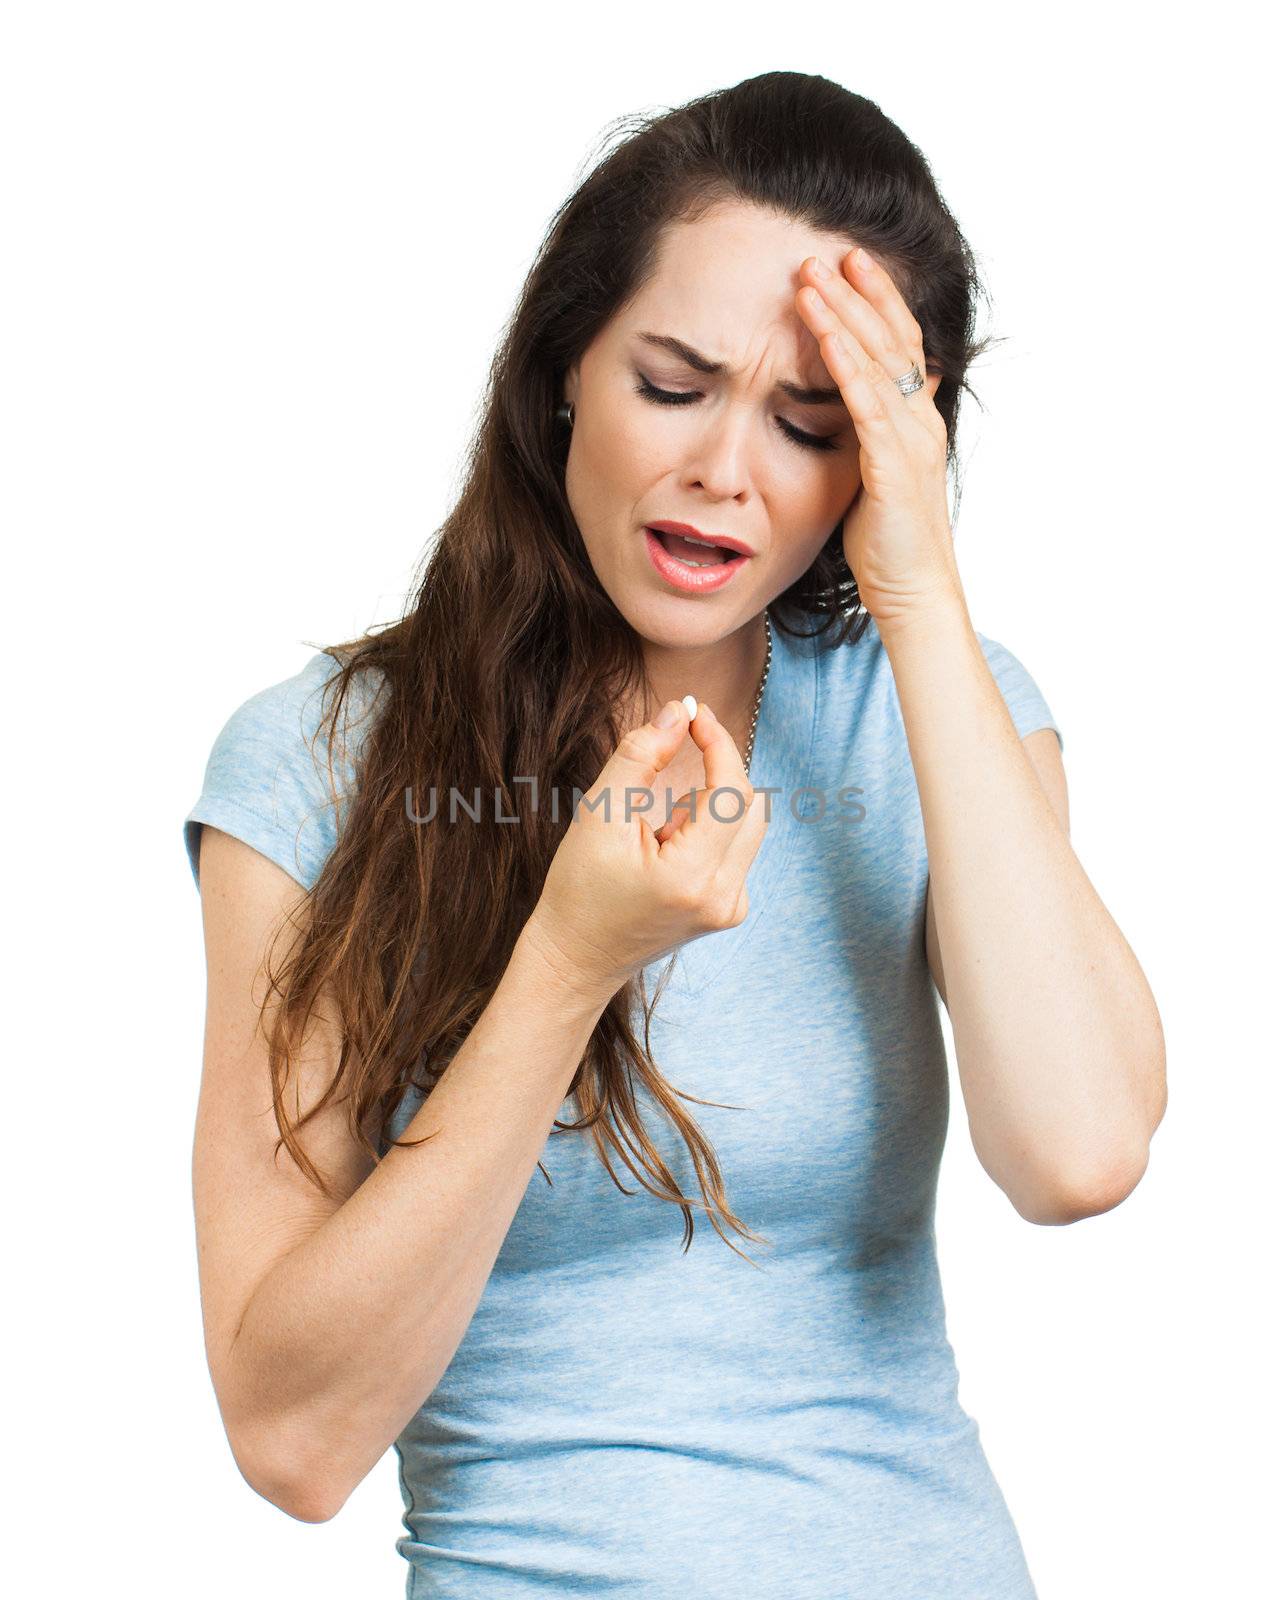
top-left (260, 71), bottom-right (1001, 1260)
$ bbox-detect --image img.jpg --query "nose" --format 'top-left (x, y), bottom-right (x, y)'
top-left (681, 406), bottom-right (754, 503)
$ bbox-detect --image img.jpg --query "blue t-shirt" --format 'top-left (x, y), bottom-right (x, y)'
top-left (184, 618), bottom-right (1062, 1598)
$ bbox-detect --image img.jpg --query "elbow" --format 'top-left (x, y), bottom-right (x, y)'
top-left (270, 1477), bottom-right (345, 1527)
top-left (1013, 1037), bottom-right (1166, 1226)
top-left (1014, 1139), bottom-right (1153, 1227)
top-left (231, 1422), bottom-right (347, 1525)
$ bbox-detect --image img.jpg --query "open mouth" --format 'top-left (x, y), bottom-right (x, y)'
top-left (646, 527), bottom-right (741, 567)
top-left (642, 524), bottom-right (750, 593)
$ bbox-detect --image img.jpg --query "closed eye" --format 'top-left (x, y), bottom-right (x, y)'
top-left (633, 375), bottom-right (842, 454)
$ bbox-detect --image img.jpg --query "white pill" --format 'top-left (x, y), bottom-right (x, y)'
top-left (681, 694), bottom-right (698, 722)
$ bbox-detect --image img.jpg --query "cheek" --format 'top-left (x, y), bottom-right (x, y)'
top-left (614, 406), bottom-right (682, 484)
top-left (574, 399), bottom-right (663, 502)
top-left (563, 414), bottom-right (656, 550)
top-left (772, 454), bottom-right (860, 548)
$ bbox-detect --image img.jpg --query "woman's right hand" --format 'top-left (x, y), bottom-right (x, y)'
top-left (521, 699), bottom-right (770, 1002)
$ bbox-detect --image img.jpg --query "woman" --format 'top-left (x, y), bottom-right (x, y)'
top-left (184, 72), bottom-right (1166, 1597)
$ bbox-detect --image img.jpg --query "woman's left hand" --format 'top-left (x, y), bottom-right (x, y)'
top-left (795, 247), bottom-right (964, 627)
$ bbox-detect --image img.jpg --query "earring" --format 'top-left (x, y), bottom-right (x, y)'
top-left (556, 401), bottom-right (575, 426)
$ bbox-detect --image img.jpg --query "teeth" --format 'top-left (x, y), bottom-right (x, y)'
top-left (650, 526), bottom-right (733, 568)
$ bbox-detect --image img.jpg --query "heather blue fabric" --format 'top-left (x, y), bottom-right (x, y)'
top-left (184, 620), bottom-right (1061, 1597)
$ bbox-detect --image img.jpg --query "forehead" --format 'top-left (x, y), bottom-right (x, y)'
top-left (614, 200), bottom-right (856, 377)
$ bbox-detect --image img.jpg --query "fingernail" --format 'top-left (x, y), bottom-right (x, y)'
top-left (853, 246), bottom-right (872, 271)
top-left (812, 256), bottom-right (834, 278)
top-left (654, 701), bottom-right (681, 729)
top-left (681, 694), bottom-right (698, 721)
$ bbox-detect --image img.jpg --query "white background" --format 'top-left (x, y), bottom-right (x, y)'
top-left (5, 3), bottom-right (1257, 1595)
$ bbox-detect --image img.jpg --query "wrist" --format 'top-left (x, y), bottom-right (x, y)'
top-left (871, 576), bottom-right (971, 652)
top-left (515, 914), bottom-right (622, 1017)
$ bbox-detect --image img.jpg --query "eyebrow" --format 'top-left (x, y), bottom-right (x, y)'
top-left (634, 330), bottom-right (844, 407)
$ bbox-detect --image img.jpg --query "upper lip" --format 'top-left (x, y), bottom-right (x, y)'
top-left (645, 521), bottom-right (754, 558)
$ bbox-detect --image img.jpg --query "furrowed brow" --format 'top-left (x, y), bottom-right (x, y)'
top-left (634, 331), bottom-right (843, 406)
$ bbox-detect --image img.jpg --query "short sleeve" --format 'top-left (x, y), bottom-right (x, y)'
top-left (183, 650), bottom-right (376, 894)
top-left (975, 632), bottom-right (1064, 753)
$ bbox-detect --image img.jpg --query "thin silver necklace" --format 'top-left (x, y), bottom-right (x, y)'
top-left (742, 609), bottom-right (773, 777)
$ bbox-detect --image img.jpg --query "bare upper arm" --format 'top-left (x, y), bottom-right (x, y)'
top-left (192, 825), bottom-right (377, 1471)
top-left (925, 728), bottom-right (1069, 1011)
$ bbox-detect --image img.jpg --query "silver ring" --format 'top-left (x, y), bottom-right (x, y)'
top-left (894, 362), bottom-right (924, 397)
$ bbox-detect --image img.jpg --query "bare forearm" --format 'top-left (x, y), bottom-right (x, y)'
top-left (881, 595), bottom-right (1165, 1214)
top-left (228, 921), bottom-right (615, 1518)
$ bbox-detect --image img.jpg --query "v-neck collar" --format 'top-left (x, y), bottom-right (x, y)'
top-left (640, 617), bottom-right (822, 1001)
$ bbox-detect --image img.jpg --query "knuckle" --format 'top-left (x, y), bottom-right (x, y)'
top-left (698, 890), bottom-right (736, 931)
top-left (666, 877), bottom-right (728, 928)
top-left (715, 785), bottom-right (755, 821)
top-left (617, 728), bottom-right (657, 766)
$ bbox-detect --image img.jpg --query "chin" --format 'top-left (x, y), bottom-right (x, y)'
top-left (615, 590), bottom-right (750, 651)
